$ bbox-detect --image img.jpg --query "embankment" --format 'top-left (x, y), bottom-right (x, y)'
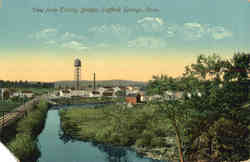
top-left (5, 100), bottom-right (49, 162)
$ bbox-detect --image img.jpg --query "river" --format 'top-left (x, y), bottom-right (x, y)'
top-left (37, 105), bottom-right (167, 162)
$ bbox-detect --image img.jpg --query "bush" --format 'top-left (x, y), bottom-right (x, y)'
top-left (150, 137), bottom-right (165, 147)
top-left (6, 100), bottom-right (49, 161)
top-left (7, 133), bottom-right (40, 161)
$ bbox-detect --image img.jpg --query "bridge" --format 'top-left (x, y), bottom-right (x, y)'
top-left (0, 95), bottom-right (49, 162)
top-left (0, 94), bottom-right (48, 131)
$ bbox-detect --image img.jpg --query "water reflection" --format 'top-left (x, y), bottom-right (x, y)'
top-left (38, 109), bottom-right (166, 162)
top-left (91, 142), bottom-right (129, 162)
top-left (59, 132), bottom-right (165, 162)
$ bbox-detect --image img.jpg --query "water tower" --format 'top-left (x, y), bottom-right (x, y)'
top-left (74, 58), bottom-right (82, 90)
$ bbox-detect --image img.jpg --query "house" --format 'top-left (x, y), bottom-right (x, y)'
top-left (126, 86), bottom-right (133, 91)
top-left (102, 91), bottom-right (114, 97)
top-left (92, 91), bottom-right (101, 97)
top-left (147, 94), bottom-right (162, 101)
top-left (97, 87), bottom-right (107, 96)
top-left (139, 92), bottom-right (145, 102)
top-left (21, 91), bottom-right (34, 98)
top-left (126, 94), bottom-right (137, 104)
top-left (164, 90), bottom-right (202, 100)
top-left (11, 90), bottom-right (34, 98)
top-left (119, 86), bottom-right (126, 91)
top-left (59, 90), bottom-right (71, 98)
top-left (125, 93), bottom-right (142, 104)
top-left (71, 90), bottom-right (90, 97)
top-left (113, 86), bottom-right (121, 93)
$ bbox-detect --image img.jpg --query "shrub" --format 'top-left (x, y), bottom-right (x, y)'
top-left (150, 137), bottom-right (165, 147)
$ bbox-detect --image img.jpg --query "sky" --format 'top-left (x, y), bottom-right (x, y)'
top-left (0, 0), bottom-right (250, 82)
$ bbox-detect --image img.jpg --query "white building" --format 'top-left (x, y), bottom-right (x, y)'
top-left (97, 87), bottom-right (107, 96)
top-left (113, 87), bottom-right (121, 93)
top-left (59, 90), bottom-right (71, 98)
top-left (71, 90), bottom-right (90, 97)
top-left (147, 94), bottom-right (162, 101)
top-left (11, 91), bottom-right (34, 98)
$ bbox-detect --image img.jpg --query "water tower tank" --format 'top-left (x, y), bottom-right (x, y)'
top-left (74, 58), bottom-right (81, 67)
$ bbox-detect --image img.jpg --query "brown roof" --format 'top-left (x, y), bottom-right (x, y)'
top-left (92, 91), bottom-right (100, 94)
top-left (21, 91), bottom-right (33, 93)
top-left (102, 92), bottom-right (113, 96)
top-left (119, 87), bottom-right (126, 90)
top-left (104, 86), bottom-right (112, 89)
top-left (62, 90), bottom-right (70, 93)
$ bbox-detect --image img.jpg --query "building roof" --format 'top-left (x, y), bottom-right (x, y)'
top-left (104, 86), bottom-right (112, 89)
top-left (92, 91), bottom-right (100, 94)
top-left (21, 91), bottom-right (33, 93)
top-left (61, 90), bottom-right (70, 93)
top-left (127, 93), bottom-right (138, 97)
top-left (102, 92), bottom-right (113, 96)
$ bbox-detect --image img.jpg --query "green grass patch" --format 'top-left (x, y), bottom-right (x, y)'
top-left (59, 104), bottom-right (173, 148)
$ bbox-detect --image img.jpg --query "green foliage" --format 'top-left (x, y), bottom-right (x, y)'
top-left (6, 100), bottom-right (49, 161)
top-left (146, 53), bottom-right (250, 161)
top-left (146, 75), bottom-right (184, 95)
top-left (115, 90), bottom-right (126, 97)
top-left (150, 137), bottom-right (165, 147)
top-left (7, 133), bottom-right (40, 162)
top-left (59, 104), bottom-right (171, 148)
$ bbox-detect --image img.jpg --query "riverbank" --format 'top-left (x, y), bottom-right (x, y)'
top-left (52, 97), bottom-right (122, 105)
top-left (59, 104), bottom-right (177, 161)
top-left (5, 100), bottom-right (49, 162)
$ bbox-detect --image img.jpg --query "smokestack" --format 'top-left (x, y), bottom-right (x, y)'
top-left (93, 72), bottom-right (96, 91)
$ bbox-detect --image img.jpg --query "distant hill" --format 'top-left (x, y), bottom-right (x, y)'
top-left (55, 80), bottom-right (148, 88)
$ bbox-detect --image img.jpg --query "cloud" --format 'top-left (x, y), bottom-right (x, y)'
top-left (61, 41), bottom-right (88, 51)
top-left (137, 17), bottom-right (165, 32)
top-left (88, 24), bottom-right (133, 43)
top-left (137, 17), bottom-right (164, 25)
top-left (61, 32), bottom-right (86, 41)
top-left (95, 43), bottom-right (111, 48)
top-left (28, 18), bottom-right (233, 51)
top-left (208, 26), bottom-right (233, 40)
top-left (89, 24), bottom-right (132, 36)
top-left (128, 37), bottom-right (167, 49)
top-left (89, 24), bottom-right (131, 35)
top-left (176, 22), bottom-right (233, 40)
top-left (182, 22), bottom-right (207, 40)
top-left (29, 28), bottom-right (89, 50)
top-left (29, 28), bottom-right (58, 40)
top-left (45, 40), bottom-right (57, 45)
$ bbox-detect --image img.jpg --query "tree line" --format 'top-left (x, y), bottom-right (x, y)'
top-left (146, 52), bottom-right (250, 162)
top-left (0, 80), bottom-right (54, 89)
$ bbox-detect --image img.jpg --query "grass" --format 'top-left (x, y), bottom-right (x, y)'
top-left (59, 104), bottom-right (174, 148)
top-left (6, 100), bottom-right (49, 162)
